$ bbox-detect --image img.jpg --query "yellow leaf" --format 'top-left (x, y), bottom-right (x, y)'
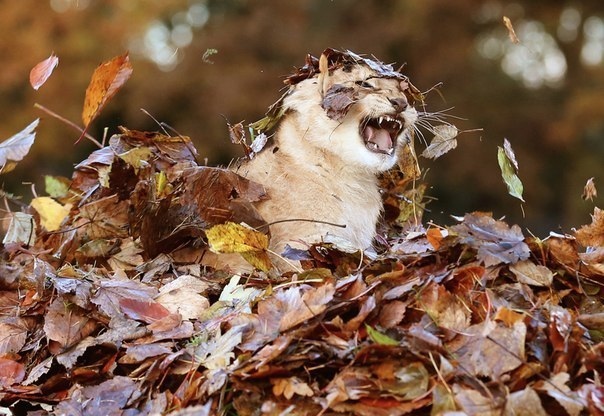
top-left (30, 197), bottom-right (71, 231)
top-left (206, 222), bottom-right (272, 271)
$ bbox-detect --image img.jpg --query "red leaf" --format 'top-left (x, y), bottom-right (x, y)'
top-left (29, 53), bottom-right (59, 90)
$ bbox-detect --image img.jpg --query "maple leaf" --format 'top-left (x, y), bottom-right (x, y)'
top-left (0, 119), bottom-right (38, 174)
top-left (29, 53), bottom-right (59, 90)
top-left (451, 212), bottom-right (530, 266)
top-left (575, 207), bottom-right (604, 247)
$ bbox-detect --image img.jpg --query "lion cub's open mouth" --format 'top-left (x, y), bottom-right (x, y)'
top-left (360, 115), bottom-right (404, 155)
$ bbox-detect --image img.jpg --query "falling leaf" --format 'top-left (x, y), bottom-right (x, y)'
top-left (582, 177), bottom-right (597, 201)
top-left (0, 119), bottom-right (39, 174)
top-left (421, 124), bottom-right (458, 159)
top-left (205, 221), bottom-right (272, 271)
top-left (503, 16), bottom-right (520, 44)
top-left (31, 196), bottom-right (71, 232)
top-left (81, 53), bottom-right (133, 128)
top-left (498, 139), bottom-right (524, 202)
top-left (202, 48), bottom-right (218, 64)
top-left (30, 53), bottom-right (59, 90)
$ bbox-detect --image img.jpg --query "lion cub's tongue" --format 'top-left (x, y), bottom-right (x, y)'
top-left (363, 125), bottom-right (393, 153)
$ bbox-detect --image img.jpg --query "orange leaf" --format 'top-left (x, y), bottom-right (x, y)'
top-left (29, 53), bottom-right (59, 90)
top-left (81, 53), bottom-right (133, 128)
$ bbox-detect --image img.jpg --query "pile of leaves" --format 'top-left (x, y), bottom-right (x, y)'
top-left (1, 52), bottom-right (604, 416)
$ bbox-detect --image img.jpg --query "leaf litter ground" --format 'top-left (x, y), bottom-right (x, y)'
top-left (1, 128), bottom-right (603, 415)
top-left (3, 48), bottom-right (602, 415)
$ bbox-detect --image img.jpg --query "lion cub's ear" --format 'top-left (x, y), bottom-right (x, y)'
top-left (317, 52), bottom-right (331, 97)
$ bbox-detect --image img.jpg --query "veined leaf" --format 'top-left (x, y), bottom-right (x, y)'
top-left (0, 119), bottom-right (39, 174)
top-left (206, 222), bottom-right (272, 271)
top-left (81, 53), bottom-right (133, 128)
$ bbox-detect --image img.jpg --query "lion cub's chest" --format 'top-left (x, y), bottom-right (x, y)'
top-left (239, 150), bottom-right (382, 250)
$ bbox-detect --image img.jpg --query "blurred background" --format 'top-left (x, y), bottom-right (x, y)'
top-left (1, 0), bottom-right (603, 236)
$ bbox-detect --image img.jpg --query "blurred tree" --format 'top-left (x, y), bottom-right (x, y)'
top-left (0, 0), bottom-right (602, 235)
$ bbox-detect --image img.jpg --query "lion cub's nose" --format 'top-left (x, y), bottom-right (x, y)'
top-left (389, 97), bottom-right (408, 113)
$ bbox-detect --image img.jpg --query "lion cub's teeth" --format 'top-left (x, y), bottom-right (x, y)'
top-left (387, 148), bottom-right (394, 155)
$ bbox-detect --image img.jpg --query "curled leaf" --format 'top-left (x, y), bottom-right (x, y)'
top-left (30, 53), bottom-right (59, 90)
top-left (582, 177), bottom-right (597, 201)
top-left (498, 139), bottom-right (524, 202)
top-left (503, 16), bottom-right (520, 44)
top-left (0, 119), bottom-right (39, 174)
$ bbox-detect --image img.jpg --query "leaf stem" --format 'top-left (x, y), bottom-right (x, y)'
top-left (34, 103), bottom-right (103, 148)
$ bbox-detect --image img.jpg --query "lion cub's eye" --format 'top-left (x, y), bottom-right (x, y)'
top-left (355, 80), bottom-right (374, 89)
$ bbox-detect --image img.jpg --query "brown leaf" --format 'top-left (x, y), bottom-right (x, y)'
top-left (271, 376), bottom-right (314, 399)
top-left (503, 16), bottom-right (520, 44)
top-left (0, 318), bottom-right (28, 354)
top-left (118, 297), bottom-right (171, 324)
top-left (510, 260), bottom-right (554, 287)
top-left (582, 177), bottom-right (597, 201)
top-left (452, 319), bottom-right (526, 379)
top-left (81, 53), bottom-right (133, 127)
top-left (0, 358), bottom-right (25, 387)
top-left (43, 297), bottom-right (97, 350)
top-left (29, 53), bottom-right (59, 90)
top-left (575, 207), bottom-right (604, 247)
top-left (322, 84), bottom-right (356, 121)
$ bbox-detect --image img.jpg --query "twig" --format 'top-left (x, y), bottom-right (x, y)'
top-left (34, 103), bottom-right (103, 148)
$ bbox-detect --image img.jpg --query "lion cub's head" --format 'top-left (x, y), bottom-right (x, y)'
top-left (270, 49), bottom-right (421, 173)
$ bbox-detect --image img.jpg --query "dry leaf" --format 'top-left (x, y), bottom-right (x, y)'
top-left (498, 138), bottom-right (524, 202)
top-left (0, 119), bottom-right (38, 174)
top-left (30, 196), bottom-right (71, 232)
top-left (503, 16), bottom-right (520, 44)
top-left (575, 207), bottom-right (604, 247)
top-left (421, 124), bottom-right (458, 159)
top-left (582, 177), bottom-right (597, 201)
top-left (510, 260), bottom-right (554, 287)
top-left (205, 221), bottom-right (272, 271)
top-left (2, 212), bottom-right (35, 246)
top-left (272, 377), bottom-right (314, 399)
top-left (29, 53), bottom-right (59, 90)
top-left (81, 53), bottom-right (133, 127)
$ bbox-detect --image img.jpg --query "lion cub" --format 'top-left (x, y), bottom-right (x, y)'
top-left (235, 49), bottom-right (419, 261)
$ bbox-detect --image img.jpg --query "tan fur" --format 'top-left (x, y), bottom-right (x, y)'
top-left (236, 64), bottom-right (418, 257)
